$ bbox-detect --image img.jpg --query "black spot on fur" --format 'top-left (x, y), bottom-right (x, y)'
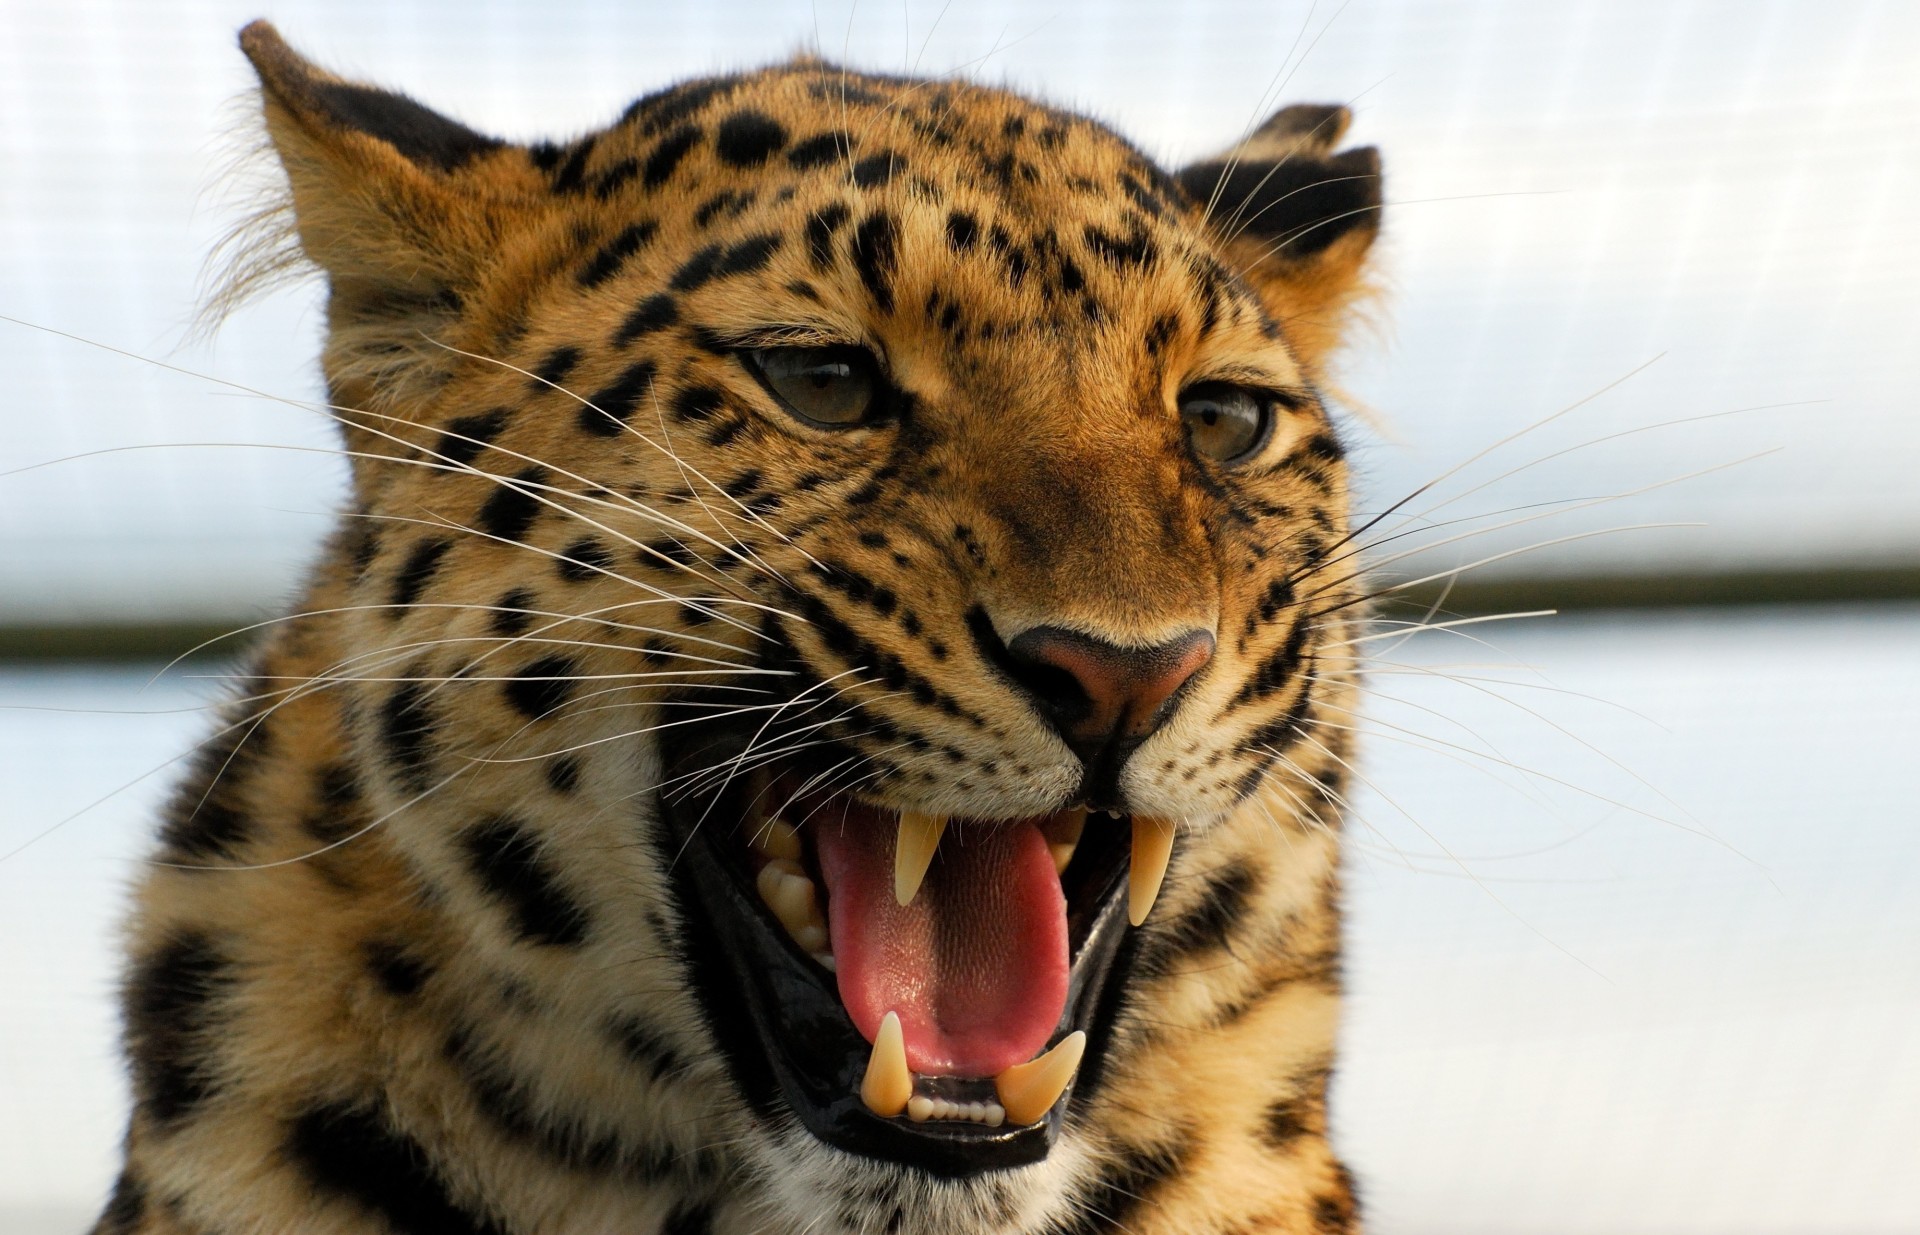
top-left (610, 1015), bottom-right (688, 1083)
top-left (504, 655), bottom-right (576, 721)
top-left (390, 538), bottom-right (451, 611)
top-left (545, 756), bottom-right (581, 795)
top-left (157, 722), bottom-right (257, 861)
top-left (851, 211), bottom-right (900, 313)
top-left (807, 201), bottom-right (850, 270)
top-left (1262, 1094), bottom-right (1314, 1148)
top-left (579, 221), bottom-right (659, 288)
top-left (643, 124), bottom-right (702, 188)
top-left (670, 243), bottom-right (724, 292)
top-left (672, 385), bottom-right (726, 423)
top-left (787, 130), bottom-right (852, 169)
top-left (289, 1101), bottom-right (509, 1235)
top-left (1084, 219), bottom-right (1158, 270)
top-left (549, 135), bottom-right (597, 194)
top-left (615, 293), bottom-right (679, 345)
top-left (851, 151), bottom-right (903, 187)
top-left (365, 939), bottom-right (431, 998)
top-left (590, 157), bottom-right (640, 200)
top-left (304, 762), bottom-right (364, 845)
top-left (125, 931), bottom-right (231, 1126)
top-left (476, 467), bottom-right (546, 542)
top-left (434, 408), bottom-right (510, 466)
top-left (714, 110), bottom-right (787, 166)
top-left (380, 677), bottom-right (437, 793)
top-left (461, 816), bottom-right (589, 947)
top-left (946, 210), bottom-right (979, 252)
top-left (623, 76), bottom-right (739, 134)
top-left (580, 360), bottom-right (657, 436)
top-left (489, 588), bottom-right (535, 637)
top-left (716, 232), bottom-right (783, 277)
top-left (556, 537), bottom-right (614, 582)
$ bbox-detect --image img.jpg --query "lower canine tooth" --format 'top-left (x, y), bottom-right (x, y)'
top-left (861, 1011), bottom-right (913, 1118)
top-left (1042, 807), bottom-right (1086, 876)
top-left (1129, 817), bottom-right (1176, 926)
top-left (995, 1031), bottom-right (1086, 1125)
top-left (893, 812), bottom-right (947, 905)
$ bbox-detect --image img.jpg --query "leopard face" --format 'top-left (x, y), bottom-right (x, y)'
top-left (111, 23), bottom-right (1382, 1235)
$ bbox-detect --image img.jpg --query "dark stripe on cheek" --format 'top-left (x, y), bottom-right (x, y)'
top-left (578, 221), bottom-right (659, 288)
top-left (390, 538), bottom-right (452, 611)
top-left (475, 468), bottom-right (546, 542)
top-left (460, 816), bottom-right (590, 947)
top-left (435, 408), bottom-right (510, 465)
top-left (125, 930), bottom-right (233, 1126)
top-left (289, 1101), bottom-right (509, 1235)
top-left (503, 655), bottom-right (578, 720)
top-left (580, 360), bottom-right (657, 436)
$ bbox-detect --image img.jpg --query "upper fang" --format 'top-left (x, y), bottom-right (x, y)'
top-left (893, 812), bottom-right (947, 905)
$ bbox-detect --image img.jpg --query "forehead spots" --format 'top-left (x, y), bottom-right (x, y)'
top-left (614, 294), bottom-right (678, 346)
top-left (578, 221), bottom-right (659, 289)
top-left (643, 124), bottom-right (702, 188)
top-left (714, 110), bottom-right (788, 166)
top-left (787, 130), bottom-right (853, 170)
top-left (807, 202), bottom-right (851, 271)
top-left (851, 211), bottom-right (900, 314)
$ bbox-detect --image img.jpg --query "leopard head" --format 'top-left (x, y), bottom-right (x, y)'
top-left (236, 21), bottom-right (1380, 1232)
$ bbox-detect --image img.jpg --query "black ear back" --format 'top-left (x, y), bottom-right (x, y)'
top-left (1177, 145), bottom-right (1382, 259)
top-left (240, 20), bottom-right (502, 174)
top-left (1177, 102), bottom-right (1382, 261)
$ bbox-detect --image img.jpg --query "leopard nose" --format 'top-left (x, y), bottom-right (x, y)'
top-left (1004, 626), bottom-right (1215, 758)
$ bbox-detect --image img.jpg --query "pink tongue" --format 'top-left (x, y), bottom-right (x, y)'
top-left (814, 804), bottom-right (1067, 1076)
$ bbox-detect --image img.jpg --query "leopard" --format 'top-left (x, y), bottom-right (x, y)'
top-left (94, 19), bottom-right (1385, 1235)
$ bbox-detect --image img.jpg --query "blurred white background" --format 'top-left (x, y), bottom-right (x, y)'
top-left (2, 2), bottom-right (1917, 1232)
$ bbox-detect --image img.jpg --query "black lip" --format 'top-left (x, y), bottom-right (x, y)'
top-left (657, 735), bottom-right (1138, 1174)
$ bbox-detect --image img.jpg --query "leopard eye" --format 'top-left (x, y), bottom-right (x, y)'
top-left (1178, 382), bottom-right (1272, 463)
top-left (745, 345), bottom-right (881, 428)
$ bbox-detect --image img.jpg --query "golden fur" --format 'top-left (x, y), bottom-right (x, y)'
top-left (97, 21), bottom-right (1383, 1235)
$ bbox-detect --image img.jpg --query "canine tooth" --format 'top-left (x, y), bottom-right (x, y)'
top-left (1129, 817), bottom-right (1176, 926)
top-left (753, 818), bottom-right (803, 862)
top-left (908, 1095), bottom-right (934, 1122)
top-left (861, 1011), bottom-right (913, 1118)
top-left (812, 952), bottom-right (837, 973)
top-left (793, 923), bottom-right (828, 953)
top-left (893, 812), bottom-right (947, 905)
top-left (1042, 808), bottom-right (1086, 876)
top-left (994, 1031), bottom-right (1086, 1126)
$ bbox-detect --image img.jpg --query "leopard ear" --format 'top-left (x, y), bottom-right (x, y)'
top-left (1178, 105), bottom-right (1383, 374)
top-left (233, 20), bottom-right (524, 414)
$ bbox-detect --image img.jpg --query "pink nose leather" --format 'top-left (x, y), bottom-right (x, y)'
top-left (1005, 627), bottom-right (1215, 749)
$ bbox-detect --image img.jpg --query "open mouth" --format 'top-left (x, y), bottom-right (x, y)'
top-left (658, 735), bottom-right (1175, 1174)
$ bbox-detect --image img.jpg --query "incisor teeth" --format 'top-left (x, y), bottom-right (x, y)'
top-left (860, 1011), bottom-right (913, 1118)
top-left (1129, 817), bottom-right (1176, 926)
top-left (755, 859), bottom-right (828, 954)
top-left (893, 812), bottom-right (947, 905)
top-left (994, 1031), bottom-right (1086, 1126)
